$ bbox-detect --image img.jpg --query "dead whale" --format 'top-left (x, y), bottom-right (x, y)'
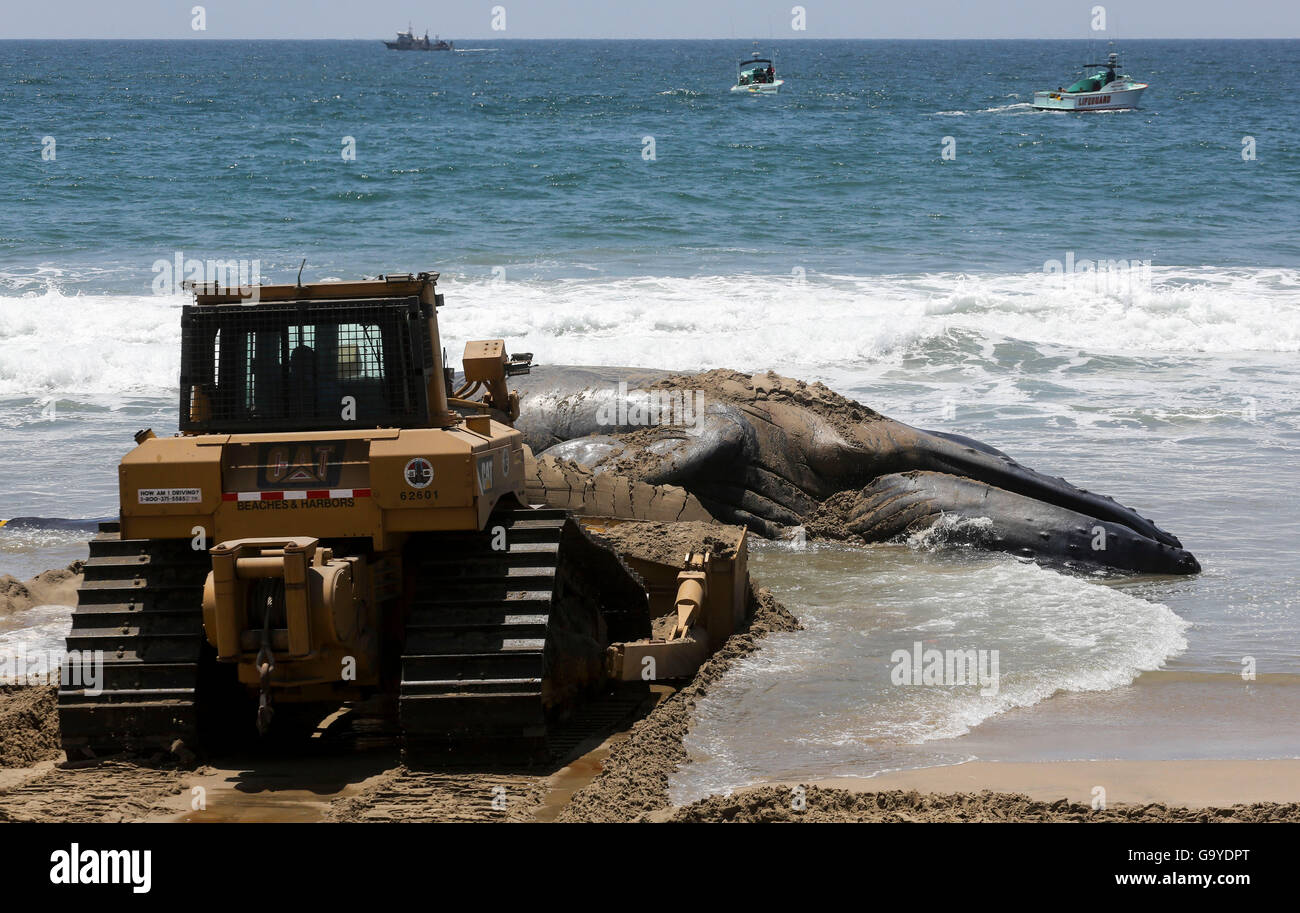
top-left (510, 366), bottom-right (1200, 575)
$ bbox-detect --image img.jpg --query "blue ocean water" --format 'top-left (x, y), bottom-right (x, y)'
top-left (2, 39), bottom-right (1298, 285)
top-left (1, 39), bottom-right (1298, 787)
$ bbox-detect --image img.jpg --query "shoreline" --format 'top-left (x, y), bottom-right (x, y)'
top-left (760, 758), bottom-right (1300, 810)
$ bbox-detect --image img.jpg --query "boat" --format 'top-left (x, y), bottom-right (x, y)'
top-left (1032, 52), bottom-right (1147, 111)
top-left (383, 25), bottom-right (452, 51)
top-left (730, 51), bottom-right (783, 95)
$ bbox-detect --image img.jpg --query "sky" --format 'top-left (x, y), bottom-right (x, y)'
top-left (3, 0), bottom-right (1297, 39)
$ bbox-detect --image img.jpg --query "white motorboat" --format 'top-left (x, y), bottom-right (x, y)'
top-left (731, 51), bottom-right (783, 95)
top-left (1032, 52), bottom-right (1147, 111)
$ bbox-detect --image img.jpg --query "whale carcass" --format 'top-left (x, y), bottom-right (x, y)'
top-left (509, 366), bottom-right (1200, 576)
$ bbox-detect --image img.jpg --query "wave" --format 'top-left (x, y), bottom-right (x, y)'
top-left (1, 267), bottom-right (1296, 403)
top-left (0, 604), bottom-right (76, 679)
top-left (670, 552), bottom-right (1189, 802)
top-left (977, 102), bottom-right (1034, 113)
top-left (933, 102), bottom-right (1033, 116)
top-left (0, 287), bottom-right (184, 400)
top-left (886, 559), bottom-right (1190, 744)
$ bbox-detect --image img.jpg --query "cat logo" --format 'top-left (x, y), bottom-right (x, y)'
top-left (404, 457), bottom-right (434, 489)
top-left (260, 443), bottom-right (341, 488)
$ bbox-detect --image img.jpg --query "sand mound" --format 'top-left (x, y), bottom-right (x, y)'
top-left (803, 490), bottom-right (869, 542)
top-left (650, 368), bottom-right (883, 439)
top-left (669, 785), bottom-right (1300, 823)
top-left (558, 584), bottom-right (800, 822)
top-left (0, 562), bottom-right (83, 615)
top-left (0, 685), bottom-right (61, 767)
top-left (590, 520), bottom-right (741, 567)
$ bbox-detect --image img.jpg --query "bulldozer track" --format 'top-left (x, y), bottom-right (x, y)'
top-left (0, 761), bottom-right (184, 823)
top-left (399, 504), bottom-right (649, 762)
top-left (57, 524), bottom-right (215, 758)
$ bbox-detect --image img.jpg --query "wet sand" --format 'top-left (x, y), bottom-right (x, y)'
top-left (771, 759), bottom-right (1300, 810)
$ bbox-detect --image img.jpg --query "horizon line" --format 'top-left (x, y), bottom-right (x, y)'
top-left (3, 36), bottom-right (1298, 41)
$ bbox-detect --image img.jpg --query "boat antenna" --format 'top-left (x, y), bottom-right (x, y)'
top-left (296, 258), bottom-right (306, 287)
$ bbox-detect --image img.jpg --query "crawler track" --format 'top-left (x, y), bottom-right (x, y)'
top-left (399, 505), bottom-right (649, 762)
top-left (57, 525), bottom-right (215, 758)
top-left (57, 508), bottom-right (649, 763)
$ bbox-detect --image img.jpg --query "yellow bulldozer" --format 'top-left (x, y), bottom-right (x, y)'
top-left (58, 272), bottom-right (675, 762)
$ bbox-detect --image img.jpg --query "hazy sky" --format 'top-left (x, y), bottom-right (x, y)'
top-left (5, 0), bottom-right (1297, 39)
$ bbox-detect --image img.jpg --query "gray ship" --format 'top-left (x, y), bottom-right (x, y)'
top-left (383, 25), bottom-right (452, 51)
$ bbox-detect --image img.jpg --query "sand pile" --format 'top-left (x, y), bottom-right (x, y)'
top-left (669, 785), bottom-right (1300, 823)
top-left (558, 584), bottom-right (800, 822)
top-left (0, 685), bottom-right (61, 767)
top-left (0, 562), bottom-right (83, 614)
top-left (650, 368), bottom-right (884, 438)
top-left (803, 490), bottom-right (871, 542)
top-left (590, 520), bottom-right (741, 567)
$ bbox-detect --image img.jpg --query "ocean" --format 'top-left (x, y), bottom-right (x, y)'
top-left (1, 39), bottom-right (1297, 795)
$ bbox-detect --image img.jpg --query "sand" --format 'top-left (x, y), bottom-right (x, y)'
top-left (649, 368), bottom-right (884, 440)
top-left (2, 557), bottom-right (1297, 823)
top-left (670, 777), bottom-right (1300, 823)
top-left (588, 519), bottom-right (741, 567)
top-left (804, 489), bottom-right (869, 542)
top-left (0, 684), bottom-right (61, 768)
top-left (0, 760), bottom-right (187, 823)
top-left (804, 760), bottom-right (1300, 811)
top-left (558, 584), bottom-right (802, 822)
top-left (327, 767), bottom-right (550, 823)
top-left (0, 563), bottom-right (82, 614)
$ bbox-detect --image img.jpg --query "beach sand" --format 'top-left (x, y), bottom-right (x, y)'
top-left (801, 759), bottom-right (1300, 809)
top-left (2, 563), bottom-right (1295, 823)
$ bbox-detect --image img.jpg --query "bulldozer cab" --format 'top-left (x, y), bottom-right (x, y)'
top-left (181, 274), bottom-right (450, 434)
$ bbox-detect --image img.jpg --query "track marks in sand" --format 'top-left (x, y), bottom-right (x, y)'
top-left (0, 761), bottom-right (185, 823)
top-left (327, 769), bottom-right (548, 822)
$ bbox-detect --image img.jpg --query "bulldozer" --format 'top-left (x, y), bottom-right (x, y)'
top-left (57, 272), bottom-right (662, 762)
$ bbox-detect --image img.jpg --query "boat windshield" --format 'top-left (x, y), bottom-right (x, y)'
top-left (737, 60), bottom-right (776, 84)
top-left (1066, 76), bottom-right (1104, 93)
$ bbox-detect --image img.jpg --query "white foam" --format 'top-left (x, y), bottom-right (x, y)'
top-left (670, 552), bottom-right (1190, 802)
top-left (2, 267), bottom-right (1297, 403)
top-left (0, 287), bottom-right (185, 401)
top-left (888, 559), bottom-right (1190, 744)
top-left (0, 603), bottom-right (75, 680)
